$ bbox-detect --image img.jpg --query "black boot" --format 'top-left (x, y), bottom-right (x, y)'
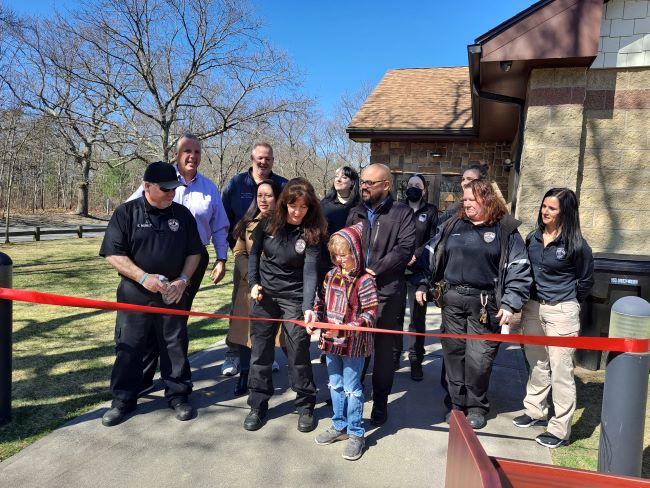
top-left (234, 370), bottom-right (249, 397)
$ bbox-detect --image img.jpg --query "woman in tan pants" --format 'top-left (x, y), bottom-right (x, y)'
top-left (513, 188), bottom-right (594, 448)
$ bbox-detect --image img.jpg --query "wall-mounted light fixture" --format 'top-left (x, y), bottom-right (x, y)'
top-left (500, 60), bottom-right (512, 72)
top-left (429, 151), bottom-right (443, 157)
top-left (503, 158), bottom-right (513, 172)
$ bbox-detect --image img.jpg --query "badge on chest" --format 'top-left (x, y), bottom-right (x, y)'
top-left (295, 238), bottom-right (306, 254)
top-left (483, 232), bottom-right (496, 243)
top-left (168, 219), bottom-right (180, 232)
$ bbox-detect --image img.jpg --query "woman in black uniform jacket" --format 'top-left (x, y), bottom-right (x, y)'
top-left (244, 177), bottom-right (328, 432)
top-left (415, 179), bottom-right (531, 430)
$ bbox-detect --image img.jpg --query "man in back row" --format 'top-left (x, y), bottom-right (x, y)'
top-left (220, 142), bottom-right (288, 375)
top-left (128, 133), bottom-right (230, 390)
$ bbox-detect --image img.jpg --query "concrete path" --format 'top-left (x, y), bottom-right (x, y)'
top-left (0, 307), bottom-right (551, 487)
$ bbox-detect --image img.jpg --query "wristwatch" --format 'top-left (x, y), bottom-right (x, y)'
top-left (178, 275), bottom-right (190, 286)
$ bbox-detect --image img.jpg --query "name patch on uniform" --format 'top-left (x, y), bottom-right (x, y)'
top-left (168, 219), bottom-right (180, 232)
top-left (418, 213), bottom-right (427, 223)
top-left (295, 238), bottom-right (306, 254)
top-left (483, 232), bottom-right (496, 243)
top-left (556, 247), bottom-right (567, 260)
top-left (137, 223), bottom-right (152, 228)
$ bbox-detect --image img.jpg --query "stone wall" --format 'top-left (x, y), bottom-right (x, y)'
top-left (516, 66), bottom-right (650, 255)
top-left (370, 141), bottom-right (512, 197)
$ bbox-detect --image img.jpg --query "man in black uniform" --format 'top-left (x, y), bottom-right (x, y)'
top-left (100, 161), bottom-right (204, 427)
top-left (346, 163), bottom-right (416, 426)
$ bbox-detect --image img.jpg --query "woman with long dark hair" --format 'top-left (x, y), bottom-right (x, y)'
top-left (415, 179), bottom-right (531, 430)
top-left (512, 188), bottom-right (594, 449)
top-left (228, 179), bottom-right (282, 396)
top-left (318, 166), bottom-right (360, 280)
top-left (244, 177), bottom-right (328, 432)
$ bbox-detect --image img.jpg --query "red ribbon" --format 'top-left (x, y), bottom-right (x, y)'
top-left (0, 287), bottom-right (647, 353)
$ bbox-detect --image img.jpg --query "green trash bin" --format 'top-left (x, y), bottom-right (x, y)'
top-left (576, 253), bottom-right (650, 370)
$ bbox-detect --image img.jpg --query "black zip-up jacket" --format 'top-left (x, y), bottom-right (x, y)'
top-left (414, 214), bottom-right (532, 312)
top-left (409, 202), bottom-right (439, 266)
top-left (346, 197), bottom-right (416, 298)
top-left (248, 220), bottom-right (320, 312)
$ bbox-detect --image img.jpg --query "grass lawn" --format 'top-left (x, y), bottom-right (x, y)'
top-left (0, 237), bottom-right (231, 461)
top-left (552, 368), bottom-right (650, 477)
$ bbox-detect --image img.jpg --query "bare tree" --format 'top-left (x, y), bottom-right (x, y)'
top-left (0, 14), bottom-right (121, 215)
top-left (63, 0), bottom-right (302, 162)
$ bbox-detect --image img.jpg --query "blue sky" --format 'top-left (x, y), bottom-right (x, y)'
top-left (5, 0), bottom-right (535, 115)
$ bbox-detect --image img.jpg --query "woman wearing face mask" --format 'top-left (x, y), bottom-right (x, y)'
top-left (228, 179), bottom-right (282, 396)
top-left (396, 174), bottom-right (439, 380)
top-left (318, 166), bottom-right (360, 282)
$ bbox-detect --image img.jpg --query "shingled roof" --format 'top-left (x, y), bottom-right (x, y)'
top-left (348, 67), bottom-right (473, 134)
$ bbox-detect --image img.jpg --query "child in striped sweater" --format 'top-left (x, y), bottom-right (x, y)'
top-left (306, 222), bottom-right (378, 461)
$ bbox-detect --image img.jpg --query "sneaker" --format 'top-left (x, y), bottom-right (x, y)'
top-left (342, 435), bottom-right (365, 461)
top-left (315, 426), bottom-right (348, 445)
top-left (272, 360), bottom-right (280, 372)
top-left (512, 414), bottom-right (548, 428)
top-left (536, 432), bottom-right (568, 448)
top-left (222, 356), bottom-right (240, 376)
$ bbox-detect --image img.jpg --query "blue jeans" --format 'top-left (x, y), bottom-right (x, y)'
top-left (326, 354), bottom-right (366, 438)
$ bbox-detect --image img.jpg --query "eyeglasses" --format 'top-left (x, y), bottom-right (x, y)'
top-left (360, 179), bottom-right (387, 188)
top-left (157, 185), bottom-right (175, 193)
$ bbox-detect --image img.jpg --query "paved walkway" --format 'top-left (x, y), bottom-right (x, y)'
top-left (0, 307), bottom-right (551, 487)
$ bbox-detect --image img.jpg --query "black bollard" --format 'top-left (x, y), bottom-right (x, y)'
top-left (0, 252), bottom-right (12, 424)
top-left (597, 296), bottom-right (650, 477)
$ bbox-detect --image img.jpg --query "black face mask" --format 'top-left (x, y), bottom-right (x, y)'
top-left (405, 187), bottom-right (423, 202)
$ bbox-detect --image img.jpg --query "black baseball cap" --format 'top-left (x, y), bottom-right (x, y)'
top-left (143, 161), bottom-right (185, 190)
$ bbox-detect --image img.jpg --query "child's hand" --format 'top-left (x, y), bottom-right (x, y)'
top-left (323, 329), bottom-right (338, 339)
top-left (305, 326), bottom-right (316, 335)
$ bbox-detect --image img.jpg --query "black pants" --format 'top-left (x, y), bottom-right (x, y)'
top-left (247, 294), bottom-right (316, 413)
top-left (441, 289), bottom-right (500, 414)
top-left (141, 247), bottom-right (209, 387)
top-left (393, 281), bottom-right (428, 363)
top-left (111, 279), bottom-right (192, 409)
top-left (368, 287), bottom-right (407, 403)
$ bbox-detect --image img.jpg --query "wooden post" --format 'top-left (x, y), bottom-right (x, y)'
top-left (34, 226), bottom-right (40, 241)
top-left (77, 225), bottom-right (83, 238)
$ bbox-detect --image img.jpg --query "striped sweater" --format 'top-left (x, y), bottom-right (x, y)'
top-left (314, 222), bottom-right (378, 357)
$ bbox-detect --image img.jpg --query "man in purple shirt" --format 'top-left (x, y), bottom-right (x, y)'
top-left (129, 133), bottom-right (229, 390)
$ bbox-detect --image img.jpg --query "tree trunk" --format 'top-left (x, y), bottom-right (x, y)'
top-left (75, 154), bottom-right (91, 216)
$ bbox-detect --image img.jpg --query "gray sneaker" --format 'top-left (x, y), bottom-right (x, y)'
top-left (315, 426), bottom-right (348, 445)
top-left (342, 435), bottom-right (365, 461)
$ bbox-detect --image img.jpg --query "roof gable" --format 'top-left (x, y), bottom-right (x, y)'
top-left (348, 67), bottom-right (472, 132)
